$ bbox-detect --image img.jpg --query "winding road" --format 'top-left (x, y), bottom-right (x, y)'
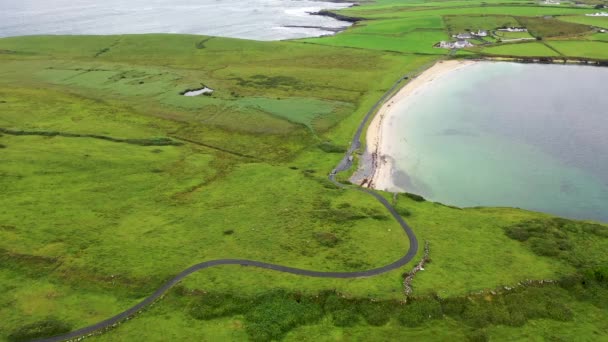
top-left (33, 73), bottom-right (418, 342)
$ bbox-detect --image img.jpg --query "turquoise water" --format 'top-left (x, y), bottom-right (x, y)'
top-left (383, 62), bottom-right (608, 222)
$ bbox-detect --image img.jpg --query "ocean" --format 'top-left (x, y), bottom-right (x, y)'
top-left (0, 0), bottom-right (353, 40)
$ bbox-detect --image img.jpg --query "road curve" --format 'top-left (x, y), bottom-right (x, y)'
top-left (32, 73), bottom-right (418, 342)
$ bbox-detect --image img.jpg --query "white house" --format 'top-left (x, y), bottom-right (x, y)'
top-left (452, 33), bottom-right (474, 39)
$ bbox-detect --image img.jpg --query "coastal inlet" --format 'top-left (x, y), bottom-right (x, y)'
top-left (354, 60), bottom-right (608, 223)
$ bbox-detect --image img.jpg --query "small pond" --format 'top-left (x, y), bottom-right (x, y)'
top-left (182, 87), bottom-right (213, 96)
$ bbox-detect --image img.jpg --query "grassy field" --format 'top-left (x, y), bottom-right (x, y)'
top-left (341, 5), bottom-right (595, 20)
top-left (588, 32), bottom-right (608, 41)
top-left (1, 0), bottom-right (608, 340)
top-left (443, 15), bottom-right (520, 33)
top-left (302, 32), bottom-right (450, 54)
top-left (558, 14), bottom-right (608, 29)
top-left (477, 42), bottom-right (562, 57)
top-left (494, 30), bottom-right (535, 39)
top-left (547, 40), bottom-right (608, 59)
top-left (516, 16), bottom-right (594, 38)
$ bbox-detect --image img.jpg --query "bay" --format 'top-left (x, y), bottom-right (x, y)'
top-left (383, 62), bottom-right (608, 222)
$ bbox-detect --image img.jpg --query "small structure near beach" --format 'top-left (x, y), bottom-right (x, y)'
top-left (436, 40), bottom-right (474, 49)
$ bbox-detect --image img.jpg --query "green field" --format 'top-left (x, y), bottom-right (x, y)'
top-left (494, 30), bottom-right (535, 39)
top-left (444, 15), bottom-right (520, 33)
top-left (558, 14), bottom-right (608, 29)
top-left (2, 0), bottom-right (608, 340)
top-left (588, 32), bottom-right (608, 41)
top-left (516, 16), bottom-right (594, 38)
top-left (548, 40), bottom-right (608, 59)
top-left (303, 31), bottom-right (450, 54)
top-left (342, 5), bottom-right (595, 20)
top-left (478, 42), bottom-right (562, 57)
top-left (348, 16), bottom-right (445, 35)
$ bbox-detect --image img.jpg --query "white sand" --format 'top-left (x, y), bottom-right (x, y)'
top-left (365, 60), bottom-right (476, 191)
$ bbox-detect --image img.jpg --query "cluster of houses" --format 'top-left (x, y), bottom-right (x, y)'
top-left (497, 27), bottom-right (528, 32)
top-left (436, 40), bottom-right (474, 49)
top-left (434, 11), bottom-right (608, 50)
top-left (436, 29), bottom-right (489, 49)
top-left (436, 26), bottom-right (531, 49)
top-left (586, 12), bottom-right (608, 16)
top-left (452, 30), bottom-right (488, 39)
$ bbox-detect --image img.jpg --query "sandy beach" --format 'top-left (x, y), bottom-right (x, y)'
top-left (363, 59), bottom-right (476, 191)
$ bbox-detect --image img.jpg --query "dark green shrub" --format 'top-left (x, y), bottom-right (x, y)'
top-left (189, 293), bottom-right (248, 320)
top-left (0, 144), bottom-right (6, 148)
top-left (8, 319), bottom-right (72, 342)
top-left (396, 206), bottom-right (412, 217)
top-left (319, 178), bottom-right (340, 189)
top-left (529, 238), bottom-right (561, 257)
top-left (441, 296), bottom-right (468, 317)
top-left (314, 232), bottom-right (339, 247)
top-left (583, 223), bottom-right (608, 237)
top-left (363, 207), bottom-right (389, 220)
top-left (324, 293), bottom-right (360, 327)
top-left (403, 192), bottom-right (426, 202)
top-left (314, 207), bottom-right (367, 223)
top-left (561, 268), bottom-right (608, 308)
top-left (504, 226), bottom-right (532, 241)
top-left (245, 292), bottom-right (323, 342)
top-left (587, 267), bottom-right (608, 284)
top-left (332, 309), bottom-right (360, 327)
top-left (358, 301), bottom-right (394, 326)
top-left (398, 298), bottom-right (442, 327)
top-left (544, 300), bottom-right (573, 321)
top-left (462, 301), bottom-right (492, 328)
top-left (318, 141), bottom-right (346, 153)
top-left (467, 329), bottom-right (489, 342)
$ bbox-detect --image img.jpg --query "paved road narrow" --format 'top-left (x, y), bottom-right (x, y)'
top-left (32, 73), bottom-right (418, 342)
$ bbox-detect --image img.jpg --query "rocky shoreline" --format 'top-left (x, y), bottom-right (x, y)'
top-left (309, 9), bottom-right (365, 23)
top-left (283, 25), bottom-right (346, 33)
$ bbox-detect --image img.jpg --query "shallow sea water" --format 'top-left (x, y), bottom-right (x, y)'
top-left (382, 62), bottom-right (608, 222)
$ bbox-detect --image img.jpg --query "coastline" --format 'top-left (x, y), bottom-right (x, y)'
top-left (360, 59), bottom-right (476, 192)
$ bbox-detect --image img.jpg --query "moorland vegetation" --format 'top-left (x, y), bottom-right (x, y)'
top-left (1, 0), bottom-right (607, 340)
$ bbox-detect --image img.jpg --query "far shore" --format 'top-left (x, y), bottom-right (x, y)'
top-left (362, 59), bottom-right (476, 192)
